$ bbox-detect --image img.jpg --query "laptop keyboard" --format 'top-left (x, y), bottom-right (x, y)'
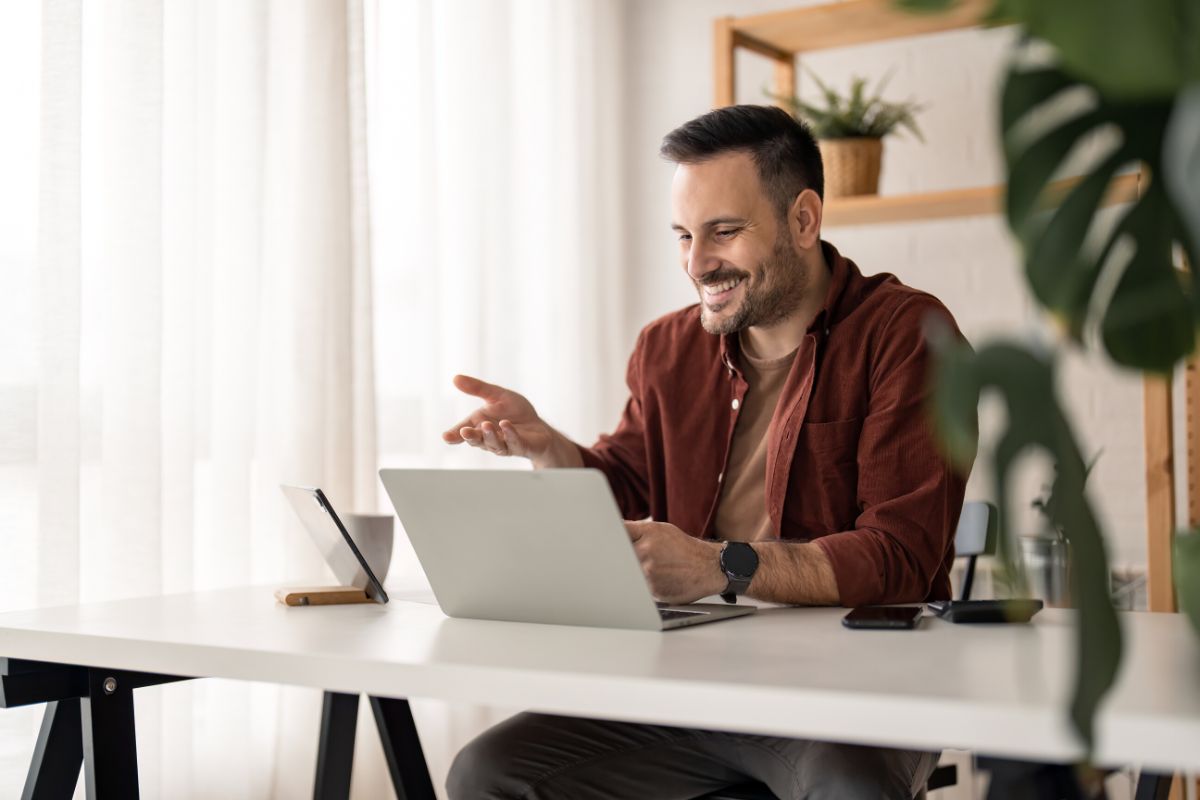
top-left (658, 609), bottom-right (705, 622)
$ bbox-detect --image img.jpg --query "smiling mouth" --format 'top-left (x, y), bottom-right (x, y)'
top-left (701, 276), bottom-right (745, 306)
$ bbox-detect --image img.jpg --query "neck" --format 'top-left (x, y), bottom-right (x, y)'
top-left (740, 247), bottom-right (831, 360)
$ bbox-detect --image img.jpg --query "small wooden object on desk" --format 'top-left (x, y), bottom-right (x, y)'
top-left (274, 586), bottom-right (372, 607)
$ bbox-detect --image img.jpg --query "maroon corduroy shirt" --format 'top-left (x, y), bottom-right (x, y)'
top-left (578, 241), bottom-right (972, 607)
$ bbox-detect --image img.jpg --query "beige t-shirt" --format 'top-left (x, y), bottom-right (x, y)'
top-left (712, 338), bottom-right (798, 542)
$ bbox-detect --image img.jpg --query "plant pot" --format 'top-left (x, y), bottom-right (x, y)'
top-left (1019, 535), bottom-right (1071, 608)
top-left (1175, 533), bottom-right (1200, 637)
top-left (818, 137), bottom-right (883, 198)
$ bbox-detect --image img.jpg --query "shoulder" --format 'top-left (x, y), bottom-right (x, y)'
top-left (625, 304), bottom-right (723, 385)
top-left (846, 275), bottom-right (961, 343)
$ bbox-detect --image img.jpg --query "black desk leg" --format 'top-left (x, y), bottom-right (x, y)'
top-left (314, 692), bottom-right (360, 800)
top-left (21, 699), bottom-right (83, 800)
top-left (980, 757), bottom-right (1086, 800)
top-left (81, 669), bottom-right (139, 800)
top-left (369, 696), bottom-right (435, 800)
top-left (1134, 771), bottom-right (1173, 800)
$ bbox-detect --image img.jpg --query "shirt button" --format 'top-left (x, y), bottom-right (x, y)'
top-left (717, 472), bottom-right (724, 483)
top-left (731, 398), bottom-right (740, 411)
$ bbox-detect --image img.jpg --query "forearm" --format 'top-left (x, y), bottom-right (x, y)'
top-left (746, 542), bottom-right (840, 605)
top-left (530, 427), bottom-right (584, 470)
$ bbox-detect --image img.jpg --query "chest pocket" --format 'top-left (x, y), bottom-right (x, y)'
top-left (788, 417), bottom-right (862, 535)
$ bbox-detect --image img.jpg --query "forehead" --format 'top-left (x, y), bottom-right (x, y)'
top-left (670, 151), bottom-right (769, 220)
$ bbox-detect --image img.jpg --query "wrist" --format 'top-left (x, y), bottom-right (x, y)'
top-left (707, 542), bottom-right (728, 596)
top-left (718, 541), bottom-right (760, 601)
top-left (531, 428), bottom-right (583, 469)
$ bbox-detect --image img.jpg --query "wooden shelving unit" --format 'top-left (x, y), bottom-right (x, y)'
top-left (720, 0), bottom-right (993, 64)
top-left (822, 172), bottom-right (1140, 227)
top-left (713, 1), bottom-right (1183, 620)
top-left (715, 0), bottom-right (1011, 227)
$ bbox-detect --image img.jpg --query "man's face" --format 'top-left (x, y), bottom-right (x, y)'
top-left (670, 151), bottom-right (807, 336)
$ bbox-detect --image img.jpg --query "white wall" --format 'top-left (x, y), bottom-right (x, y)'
top-left (617, 0), bottom-right (1151, 570)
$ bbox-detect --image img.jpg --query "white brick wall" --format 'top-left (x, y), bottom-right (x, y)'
top-left (619, 0), bottom-right (1151, 570)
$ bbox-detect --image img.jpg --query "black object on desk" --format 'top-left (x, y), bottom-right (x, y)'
top-left (841, 605), bottom-right (923, 629)
top-left (928, 598), bottom-right (1043, 623)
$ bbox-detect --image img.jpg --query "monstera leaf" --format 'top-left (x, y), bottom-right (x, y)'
top-left (898, 0), bottom-right (1200, 101)
top-left (931, 336), bottom-right (1122, 752)
top-left (993, 0), bottom-right (1200, 102)
top-left (1002, 61), bottom-right (1198, 371)
top-left (895, 0), bottom-right (1200, 773)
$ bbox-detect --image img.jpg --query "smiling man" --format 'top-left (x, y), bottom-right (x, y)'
top-left (441, 105), bottom-right (971, 799)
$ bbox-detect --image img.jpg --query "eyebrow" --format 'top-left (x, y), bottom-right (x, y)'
top-left (670, 217), bottom-right (750, 233)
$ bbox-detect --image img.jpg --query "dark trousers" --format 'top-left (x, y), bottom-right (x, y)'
top-left (447, 711), bottom-right (938, 800)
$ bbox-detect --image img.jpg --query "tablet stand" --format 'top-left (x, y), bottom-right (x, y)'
top-left (274, 586), bottom-right (373, 606)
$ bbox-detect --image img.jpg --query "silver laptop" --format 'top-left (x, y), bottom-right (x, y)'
top-left (378, 468), bottom-right (756, 631)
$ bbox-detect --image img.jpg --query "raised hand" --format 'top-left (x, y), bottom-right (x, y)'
top-left (442, 374), bottom-right (581, 468)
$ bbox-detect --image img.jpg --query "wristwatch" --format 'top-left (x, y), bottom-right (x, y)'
top-left (719, 541), bottom-right (759, 604)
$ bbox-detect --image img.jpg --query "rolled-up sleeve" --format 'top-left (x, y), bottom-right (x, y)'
top-left (815, 297), bottom-right (972, 606)
top-left (578, 329), bottom-right (652, 520)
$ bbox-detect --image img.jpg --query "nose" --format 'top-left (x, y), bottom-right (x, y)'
top-left (685, 239), bottom-right (720, 282)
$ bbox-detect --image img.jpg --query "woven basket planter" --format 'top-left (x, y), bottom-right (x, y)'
top-left (818, 137), bottom-right (883, 198)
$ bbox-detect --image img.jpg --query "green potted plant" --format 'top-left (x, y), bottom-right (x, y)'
top-left (769, 68), bottom-right (924, 197)
top-left (901, 0), bottom-right (1200, 765)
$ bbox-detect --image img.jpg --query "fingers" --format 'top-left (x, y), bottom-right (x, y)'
top-left (452, 374), bottom-right (508, 403)
top-left (498, 420), bottom-right (526, 457)
top-left (443, 424), bottom-right (468, 443)
top-left (479, 421), bottom-right (509, 455)
top-left (443, 410), bottom-right (481, 443)
top-left (452, 421), bottom-right (514, 457)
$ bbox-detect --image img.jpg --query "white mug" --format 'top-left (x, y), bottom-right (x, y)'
top-left (343, 513), bottom-right (394, 584)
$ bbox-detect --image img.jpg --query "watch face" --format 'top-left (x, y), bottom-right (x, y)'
top-left (722, 543), bottom-right (759, 579)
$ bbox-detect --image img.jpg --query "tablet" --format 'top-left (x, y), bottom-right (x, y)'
top-left (280, 485), bottom-right (389, 604)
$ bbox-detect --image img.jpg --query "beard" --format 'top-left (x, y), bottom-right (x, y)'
top-left (696, 234), bottom-right (808, 336)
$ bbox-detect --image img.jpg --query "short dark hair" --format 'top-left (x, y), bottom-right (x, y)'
top-left (659, 105), bottom-right (824, 213)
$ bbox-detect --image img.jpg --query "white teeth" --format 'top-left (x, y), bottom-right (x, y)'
top-left (703, 277), bottom-right (742, 295)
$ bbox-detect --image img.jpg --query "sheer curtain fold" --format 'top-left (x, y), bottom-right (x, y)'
top-left (36, 0), bottom-right (83, 611)
top-left (7, 0), bottom-right (379, 796)
top-left (367, 0), bottom-right (628, 792)
top-left (6, 0), bottom-right (629, 795)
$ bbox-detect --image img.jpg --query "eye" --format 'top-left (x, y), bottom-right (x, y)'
top-left (715, 229), bottom-right (739, 239)
top-left (677, 233), bottom-right (692, 242)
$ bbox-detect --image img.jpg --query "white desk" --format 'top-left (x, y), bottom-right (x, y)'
top-left (2, 586), bottom-right (1199, 778)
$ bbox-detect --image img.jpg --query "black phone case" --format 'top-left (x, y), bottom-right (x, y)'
top-left (841, 608), bottom-right (923, 629)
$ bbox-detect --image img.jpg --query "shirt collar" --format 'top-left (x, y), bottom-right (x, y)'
top-left (718, 239), bottom-right (858, 372)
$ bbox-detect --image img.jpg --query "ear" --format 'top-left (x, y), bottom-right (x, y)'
top-left (787, 189), bottom-right (823, 252)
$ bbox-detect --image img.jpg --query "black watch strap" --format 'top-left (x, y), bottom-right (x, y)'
top-left (721, 577), bottom-right (752, 604)
top-left (719, 541), bottom-right (758, 604)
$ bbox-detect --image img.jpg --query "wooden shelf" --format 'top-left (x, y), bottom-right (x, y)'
top-left (822, 172), bottom-right (1140, 227)
top-left (729, 0), bottom-right (994, 57)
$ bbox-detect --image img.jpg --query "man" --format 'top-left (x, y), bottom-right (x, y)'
top-left (441, 105), bottom-right (971, 799)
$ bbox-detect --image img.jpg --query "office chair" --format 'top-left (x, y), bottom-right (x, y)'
top-left (692, 501), bottom-right (997, 800)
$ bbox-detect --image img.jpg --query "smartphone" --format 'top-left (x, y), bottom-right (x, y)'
top-left (841, 605), bottom-right (923, 629)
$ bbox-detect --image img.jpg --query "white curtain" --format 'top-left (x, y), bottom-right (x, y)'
top-left (2, 0), bottom-right (627, 796)
top-left (2, 0), bottom-right (380, 796)
top-left (364, 0), bottom-right (629, 791)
